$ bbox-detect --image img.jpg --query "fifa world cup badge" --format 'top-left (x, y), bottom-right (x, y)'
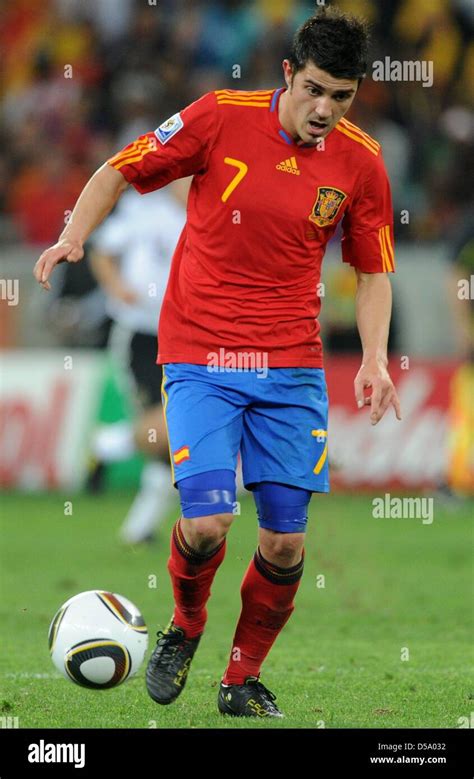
top-left (154, 113), bottom-right (184, 145)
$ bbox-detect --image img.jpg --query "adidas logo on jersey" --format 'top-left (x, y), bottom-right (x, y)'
top-left (276, 156), bottom-right (300, 175)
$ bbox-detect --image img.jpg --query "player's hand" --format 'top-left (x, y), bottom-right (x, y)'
top-left (354, 357), bottom-right (402, 425)
top-left (33, 239), bottom-right (84, 291)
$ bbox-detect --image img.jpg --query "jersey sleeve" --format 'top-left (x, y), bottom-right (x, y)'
top-left (107, 92), bottom-right (218, 194)
top-left (341, 151), bottom-right (395, 273)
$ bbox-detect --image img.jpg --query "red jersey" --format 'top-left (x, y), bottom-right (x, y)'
top-left (108, 88), bottom-right (395, 367)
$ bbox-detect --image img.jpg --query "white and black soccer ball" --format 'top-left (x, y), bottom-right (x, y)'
top-left (48, 590), bottom-right (148, 689)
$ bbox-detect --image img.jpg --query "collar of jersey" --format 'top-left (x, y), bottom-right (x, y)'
top-left (269, 87), bottom-right (328, 150)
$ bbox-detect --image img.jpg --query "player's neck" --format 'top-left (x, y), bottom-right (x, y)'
top-left (278, 89), bottom-right (304, 146)
top-left (278, 90), bottom-right (294, 135)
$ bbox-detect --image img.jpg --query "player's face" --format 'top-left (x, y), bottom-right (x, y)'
top-left (280, 60), bottom-right (359, 145)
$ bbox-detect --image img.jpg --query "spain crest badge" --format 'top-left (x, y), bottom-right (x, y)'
top-left (309, 187), bottom-right (347, 227)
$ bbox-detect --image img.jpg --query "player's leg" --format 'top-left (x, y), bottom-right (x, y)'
top-left (218, 482), bottom-right (310, 718)
top-left (218, 367), bottom-right (329, 717)
top-left (118, 331), bottom-right (174, 543)
top-left (119, 404), bottom-right (175, 544)
top-left (87, 323), bottom-right (173, 540)
top-left (147, 474), bottom-right (236, 706)
top-left (146, 363), bottom-right (244, 705)
top-left (167, 470), bottom-right (237, 640)
top-left (133, 404), bottom-right (168, 457)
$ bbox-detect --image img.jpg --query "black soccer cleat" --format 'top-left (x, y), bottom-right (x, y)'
top-left (146, 620), bottom-right (202, 705)
top-left (85, 457), bottom-right (106, 494)
top-left (218, 676), bottom-right (284, 718)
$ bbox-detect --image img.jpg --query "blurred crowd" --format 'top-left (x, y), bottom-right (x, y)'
top-left (2, 0), bottom-right (473, 247)
top-left (1, 1), bottom-right (472, 496)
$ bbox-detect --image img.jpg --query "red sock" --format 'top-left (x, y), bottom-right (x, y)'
top-left (223, 547), bottom-right (304, 684)
top-left (167, 518), bottom-right (226, 638)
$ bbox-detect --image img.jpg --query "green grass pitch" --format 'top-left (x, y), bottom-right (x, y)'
top-left (0, 491), bottom-right (472, 729)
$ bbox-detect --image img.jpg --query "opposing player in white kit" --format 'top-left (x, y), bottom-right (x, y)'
top-left (89, 182), bottom-right (187, 543)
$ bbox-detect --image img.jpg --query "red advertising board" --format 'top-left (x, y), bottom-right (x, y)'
top-left (0, 351), bottom-right (104, 490)
top-left (325, 357), bottom-right (461, 489)
top-left (0, 351), bottom-right (466, 491)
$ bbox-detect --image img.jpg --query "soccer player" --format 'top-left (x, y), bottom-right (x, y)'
top-left (88, 183), bottom-right (187, 544)
top-left (34, 8), bottom-right (401, 718)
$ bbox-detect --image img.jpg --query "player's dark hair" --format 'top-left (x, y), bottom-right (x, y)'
top-left (289, 6), bottom-right (370, 82)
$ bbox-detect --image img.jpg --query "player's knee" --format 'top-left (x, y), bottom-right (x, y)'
top-left (260, 529), bottom-right (305, 566)
top-left (177, 470), bottom-right (237, 551)
top-left (177, 470), bottom-right (236, 517)
top-left (253, 481), bottom-right (312, 535)
top-left (183, 512), bottom-right (233, 551)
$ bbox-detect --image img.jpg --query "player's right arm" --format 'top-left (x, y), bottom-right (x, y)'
top-left (34, 93), bottom-right (217, 291)
top-left (34, 163), bottom-right (128, 290)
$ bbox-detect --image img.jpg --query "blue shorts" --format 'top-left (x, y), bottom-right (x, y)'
top-left (161, 363), bottom-right (329, 493)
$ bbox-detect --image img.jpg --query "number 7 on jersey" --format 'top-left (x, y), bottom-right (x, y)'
top-left (221, 158), bottom-right (248, 203)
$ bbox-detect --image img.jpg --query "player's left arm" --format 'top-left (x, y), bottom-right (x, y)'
top-left (341, 148), bottom-right (401, 425)
top-left (354, 270), bottom-right (401, 425)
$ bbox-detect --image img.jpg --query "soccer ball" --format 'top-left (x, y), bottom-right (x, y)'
top-left (48, 590), bottom-right (148, 689)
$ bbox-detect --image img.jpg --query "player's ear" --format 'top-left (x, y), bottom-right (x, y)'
top-left (282, 59), bottom-right (293, 89)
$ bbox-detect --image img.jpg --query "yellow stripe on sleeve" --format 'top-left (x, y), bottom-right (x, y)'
top-left (216, 99), bottom-right (271, 108)
top-left (379, 228), bottom-right (388, 272)
top-left (339, 118), bottom-right (380, 152)
top-left (335, 124), bottom-right (380, 155)
top-left (108, 138), bottom-right (152, 167)
top-left (384, 225), bottom-right (395, 271)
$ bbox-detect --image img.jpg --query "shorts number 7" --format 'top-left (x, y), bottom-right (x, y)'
top-left (221, 158), bottom-right (248, 203)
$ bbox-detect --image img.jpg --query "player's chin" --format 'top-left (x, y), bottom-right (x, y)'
top-left (303, 125), bottom-right (332, 143)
